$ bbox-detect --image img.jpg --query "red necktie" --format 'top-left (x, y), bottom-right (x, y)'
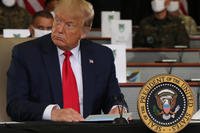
top-left (62, 51), bottom-right (80, 112)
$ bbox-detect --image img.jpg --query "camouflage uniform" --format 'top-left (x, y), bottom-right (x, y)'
top-left (179, 14), bottom-right (199, 35)
top-left (0, 4), bottom-right (32, 34)
top-left (134, 15), bottom-right (189, 48)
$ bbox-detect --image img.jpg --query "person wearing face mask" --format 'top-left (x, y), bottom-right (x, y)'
top-left (167, 0), bottom-right (199, 35)
top-left (29, 11), bottom-right (54, 37)
top-left (134, 0), bottom-right (189, 48)
top-left (0, 0), bottom-right (32, 34)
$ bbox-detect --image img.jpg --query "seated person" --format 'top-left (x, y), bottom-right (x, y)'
top-left (29, 11), bottom-right (54, 37)
top-left (167, 0), bottom-right (199, 35)
top-left (0, 0), bottom-right (31, 34)
top-left (134, 0), bottom-right (189, 48)
top-left (7, 0), bottom-right (128, 122)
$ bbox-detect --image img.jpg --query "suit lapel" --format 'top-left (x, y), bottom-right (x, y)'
top-left (80, 41), bottom-right (96, 117)
top-left (41, 39), bottom-right (63, 107)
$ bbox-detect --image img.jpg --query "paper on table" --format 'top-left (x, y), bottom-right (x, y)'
top-left (85, 112), bottom-right (132, 122)
top-left (104, 44), bottom-right (127, 83)
top-left (111, 20), bottom-right (132, 48)
top-left (191, 109), bottom-right (200, 120)
top-left (3, 29), bottom-right (30, 38)
top-left (190, 120), bottom-right (200, 123)
top-left (101, 11), bottom-right (120, 37)
top-left (0, 121), bottom-right (23, 124)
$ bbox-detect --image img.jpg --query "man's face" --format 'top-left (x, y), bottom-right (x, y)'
top-left (51, 12), bottom-right (86, 50)
top-left (165, 0), bottom-right (170, 6)
top-left (33, 16), bottom-right (53, 30)
top-left (29, 16), bottom-right (53, 37)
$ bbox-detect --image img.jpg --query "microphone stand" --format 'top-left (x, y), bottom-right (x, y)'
top-left (112, 94), bottom-right (128, 124)
top-left (113, 106), bottom-right (128, 124)
top-left (198, 87), bottom-right (200, 110)
top-left (178, 48), bottom-right (184, 63)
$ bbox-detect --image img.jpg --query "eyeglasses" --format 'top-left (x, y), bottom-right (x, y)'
top-left (54, 16), bottom-right (83, 30)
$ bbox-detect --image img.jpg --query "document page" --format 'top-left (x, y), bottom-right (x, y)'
top-left (190, 109), bottom-right (200, 123)
top-left (85, 113), bottom-right (132, 122)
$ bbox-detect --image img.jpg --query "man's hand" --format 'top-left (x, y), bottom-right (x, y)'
top-left (109, 106), bottom-right (133, 120)
top-left (51, 107), bottom-right (84, 122)
top-left (108, 105), bottom-right (127, 114)
top-left (108, 106), bottom-right (121, 114)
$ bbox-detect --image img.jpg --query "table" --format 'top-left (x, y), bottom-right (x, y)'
top-left (0, 120), bottom-right (199, 133)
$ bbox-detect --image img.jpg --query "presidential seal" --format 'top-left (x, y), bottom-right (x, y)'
top-left (138, 74), bottom-right (194, 133)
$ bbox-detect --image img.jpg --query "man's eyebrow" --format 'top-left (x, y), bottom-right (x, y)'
top-left (65, 21), bottom-right (74, 24)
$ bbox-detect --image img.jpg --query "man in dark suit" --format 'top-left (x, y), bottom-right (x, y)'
top-left (7, 0), bottom-right (127, 122)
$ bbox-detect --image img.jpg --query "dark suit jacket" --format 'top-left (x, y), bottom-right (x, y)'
top-left (7, 34), bottom-right (126, 121)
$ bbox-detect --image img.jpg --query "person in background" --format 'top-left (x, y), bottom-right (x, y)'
top-left (0, 0), bottom-right (31, 34)
top-left (29, 10), bottom-right (54, 37)
top-left (167, 0), bottom-right (199, 35)
top-left (134, 0), bottom-right (189, 48)
top-left (45, 0), bottom-right (59, 17)
top-left (7, 0), bottom-right (128, 122)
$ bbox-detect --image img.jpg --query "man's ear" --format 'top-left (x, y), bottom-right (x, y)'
top-left (81, 33), bottom-right (86, 39)
top-left (28, 25), bottom-right (34, 37)
top-left (81, 26), bottom-right (91, 39)
top-left (165, 0), bottom-right (171, 7)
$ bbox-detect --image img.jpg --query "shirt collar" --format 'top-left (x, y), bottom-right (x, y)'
top-left (57, 43), bottom-right (80, 58)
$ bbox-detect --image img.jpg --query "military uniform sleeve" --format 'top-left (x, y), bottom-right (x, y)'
top-left (134, 20), bottom-right (146, 48)
top-left (176, 20), bottom-right (190, 48)
top-left (189, 16), bottom-right (199, 35)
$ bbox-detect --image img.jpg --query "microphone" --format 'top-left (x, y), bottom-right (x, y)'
top-left (178, 50), bottom-right (184, 63)
top-left (167, 64), bottom-right (173, 74)
top-left (167, 45), bottom-right (188, 74)
top-left (174, 45), bottom-right (187, 63)
top-left (112, 93), bottom-right (128, 124)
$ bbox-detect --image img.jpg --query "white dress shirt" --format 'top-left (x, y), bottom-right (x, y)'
top-left (43, 44), bottom-right (83, 120)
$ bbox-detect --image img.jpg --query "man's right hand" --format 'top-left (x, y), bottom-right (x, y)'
top-left (51, 107), bottom-right (84, 122)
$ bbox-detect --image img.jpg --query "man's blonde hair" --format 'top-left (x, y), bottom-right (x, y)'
top-left (55, 0), bottom-right (94, 29)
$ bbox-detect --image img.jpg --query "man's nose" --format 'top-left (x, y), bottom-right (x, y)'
top-left (57, 23), bottom-right (65, 33)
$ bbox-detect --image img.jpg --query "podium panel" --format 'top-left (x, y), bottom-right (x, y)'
top-left (126, 48), bottom-right (200, 63)
top-left (127, 66), bottom-right (200, 82)
top-left (127, 51), bottom-right (200, 63)
top-left (190, 36), bottom-right (200, 48)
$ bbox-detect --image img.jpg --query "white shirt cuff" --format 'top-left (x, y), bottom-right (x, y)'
top-left (111, 105), bottom-right (128, 113)
top-left (42, 104), bottom-right (60, 120)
